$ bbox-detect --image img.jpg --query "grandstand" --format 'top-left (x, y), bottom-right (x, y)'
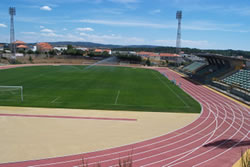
top-left (180, 53), bottom-right (250, 102)
top-left (182, 61), bottom-right (206, 73)
top-left (222, 69), bottom-right (250, 91)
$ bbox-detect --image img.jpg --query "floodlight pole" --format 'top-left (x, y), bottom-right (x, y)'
top-left (176, 10), bottom-right (182, 54)
top-left (9, 7), bottom-right (16, 59)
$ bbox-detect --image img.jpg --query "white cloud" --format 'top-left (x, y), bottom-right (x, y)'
top-left (40, 6), bottom-right (52, 11)
top-left (21, 32), bottom-right (37, 35)
top-left (41, 28), bottom-right (54, 33)
top-left (154, 39), bottom-right (209, 48)
top-left (76, 27), bottom-right (94, 31)
top-left (108, 0), bottom-right (138, 3)
top-left (41, 32), bottom-right (61, 37)
top-left (150, 9), bottom-right (161, 14)
top-left (78, 19), bottom-right (176, 29)
top-left (40, 25), bottom-right (45, 28)
top-left (77, 19), bottom-right (250, 33)
top-left (0, 24), bottom-right (7, 28)
top-left (79, 32), bottom-right (144, 44)
top-left (62, 28), bottom-right (67, 31)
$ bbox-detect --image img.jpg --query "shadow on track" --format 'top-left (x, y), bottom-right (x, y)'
top-left (203, 139), bottom-right (250, 149)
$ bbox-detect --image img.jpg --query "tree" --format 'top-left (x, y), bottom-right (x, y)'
top-left (27, 50), bottom-right (34, 54)
top-left (146, 58), bottom-right (151, 66)
top-left (67, 45), bottom-right (73, 50)
top-left (29, 56), bottom-right (33, 63)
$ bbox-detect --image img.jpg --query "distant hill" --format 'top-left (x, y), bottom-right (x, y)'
top-left (47, 41), bottom-right (160, 49)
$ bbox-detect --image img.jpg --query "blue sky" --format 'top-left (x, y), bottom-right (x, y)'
top-left (0, 0), bottom-right (250, 50)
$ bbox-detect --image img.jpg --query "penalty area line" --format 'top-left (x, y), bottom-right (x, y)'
top-left (114, 90), bottom-right (120, 105)
top-left (50, 96), bottom-right (61, 104)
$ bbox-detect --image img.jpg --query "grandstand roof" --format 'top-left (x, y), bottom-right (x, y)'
top-left (196, 53), bottom-right (249, 61)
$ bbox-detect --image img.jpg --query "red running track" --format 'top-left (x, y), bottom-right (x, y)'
top-left (0, 67), bottom-right (249, 167)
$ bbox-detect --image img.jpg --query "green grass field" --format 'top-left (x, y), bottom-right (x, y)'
top-left (0, 65), bottom-right (200, 113)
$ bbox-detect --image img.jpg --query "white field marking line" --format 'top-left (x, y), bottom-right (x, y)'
top-left (192, 102), bottom-right (246, 167)
top-left (167, 98), bottom-right (242, 167)
top-left (165, 100), bottom-right (234, 167)
top-left (50, 96), bottom-right (61, 104)
top-left (28, 102), bottom-right (206, 167)
top-left (151, 71), bottom-right (189, 107)
top-left (114, 90), bottom-right (120, 105)
top-left (162, 100), bottom-right (222, 167)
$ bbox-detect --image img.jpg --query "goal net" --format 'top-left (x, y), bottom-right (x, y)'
top-left (0, 86), bottom-right (23, 102)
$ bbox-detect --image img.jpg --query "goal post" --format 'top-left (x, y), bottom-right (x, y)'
top-left (0, 86), bottom-right (23, 101)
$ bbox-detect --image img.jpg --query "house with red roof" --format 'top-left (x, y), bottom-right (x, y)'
top-left (37, 42), bottom-right (53, 52)
top-left (137, 52), bottom-right (161, 61)
top-left (13, 40), bottom-right (29, 52)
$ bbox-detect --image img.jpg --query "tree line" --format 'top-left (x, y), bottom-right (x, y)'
top-left (112, 47), bottom-right (250, 59)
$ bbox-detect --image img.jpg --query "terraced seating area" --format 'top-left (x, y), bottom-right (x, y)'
top-left (222, 69), bottom-right (250, 91)
top-left (183, 62), bottom-right (206, 73)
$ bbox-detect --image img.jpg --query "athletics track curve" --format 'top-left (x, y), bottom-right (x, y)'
top-left (0, 66), bottom-right (249, 167)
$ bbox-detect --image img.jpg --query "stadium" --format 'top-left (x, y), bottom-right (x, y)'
top-left (0, 1), bottom-right (249, 167)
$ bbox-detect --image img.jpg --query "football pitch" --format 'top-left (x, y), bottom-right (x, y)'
top-left (0, 65), bottom-right (200, 113)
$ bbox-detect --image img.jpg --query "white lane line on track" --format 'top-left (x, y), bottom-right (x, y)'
top-left (186, 86), bottom-right (249, 134)
top-left (192, 104), bottom-right (246, 167)
top-left (161, 100), bottom-right (221, 167)
top-left (138, 102), bottom-right (219, 167)
top-left (141, 99), bottom-right (225, 167)
top-left (165, 101), bottom-right (238, 167)
top-left (114, 90), bottom-right (120, 105)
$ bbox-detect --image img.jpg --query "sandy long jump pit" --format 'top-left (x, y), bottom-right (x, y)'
top-left (0, 106), bottom-right (199, 163)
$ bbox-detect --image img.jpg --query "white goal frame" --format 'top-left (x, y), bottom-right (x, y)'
top-left (0, 86), bottom-right (23, 101)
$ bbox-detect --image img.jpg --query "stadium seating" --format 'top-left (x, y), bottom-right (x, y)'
top-left (182, 62), bottom-right (206, 73)
top-left (222, 69), bottom-right (250, 91)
